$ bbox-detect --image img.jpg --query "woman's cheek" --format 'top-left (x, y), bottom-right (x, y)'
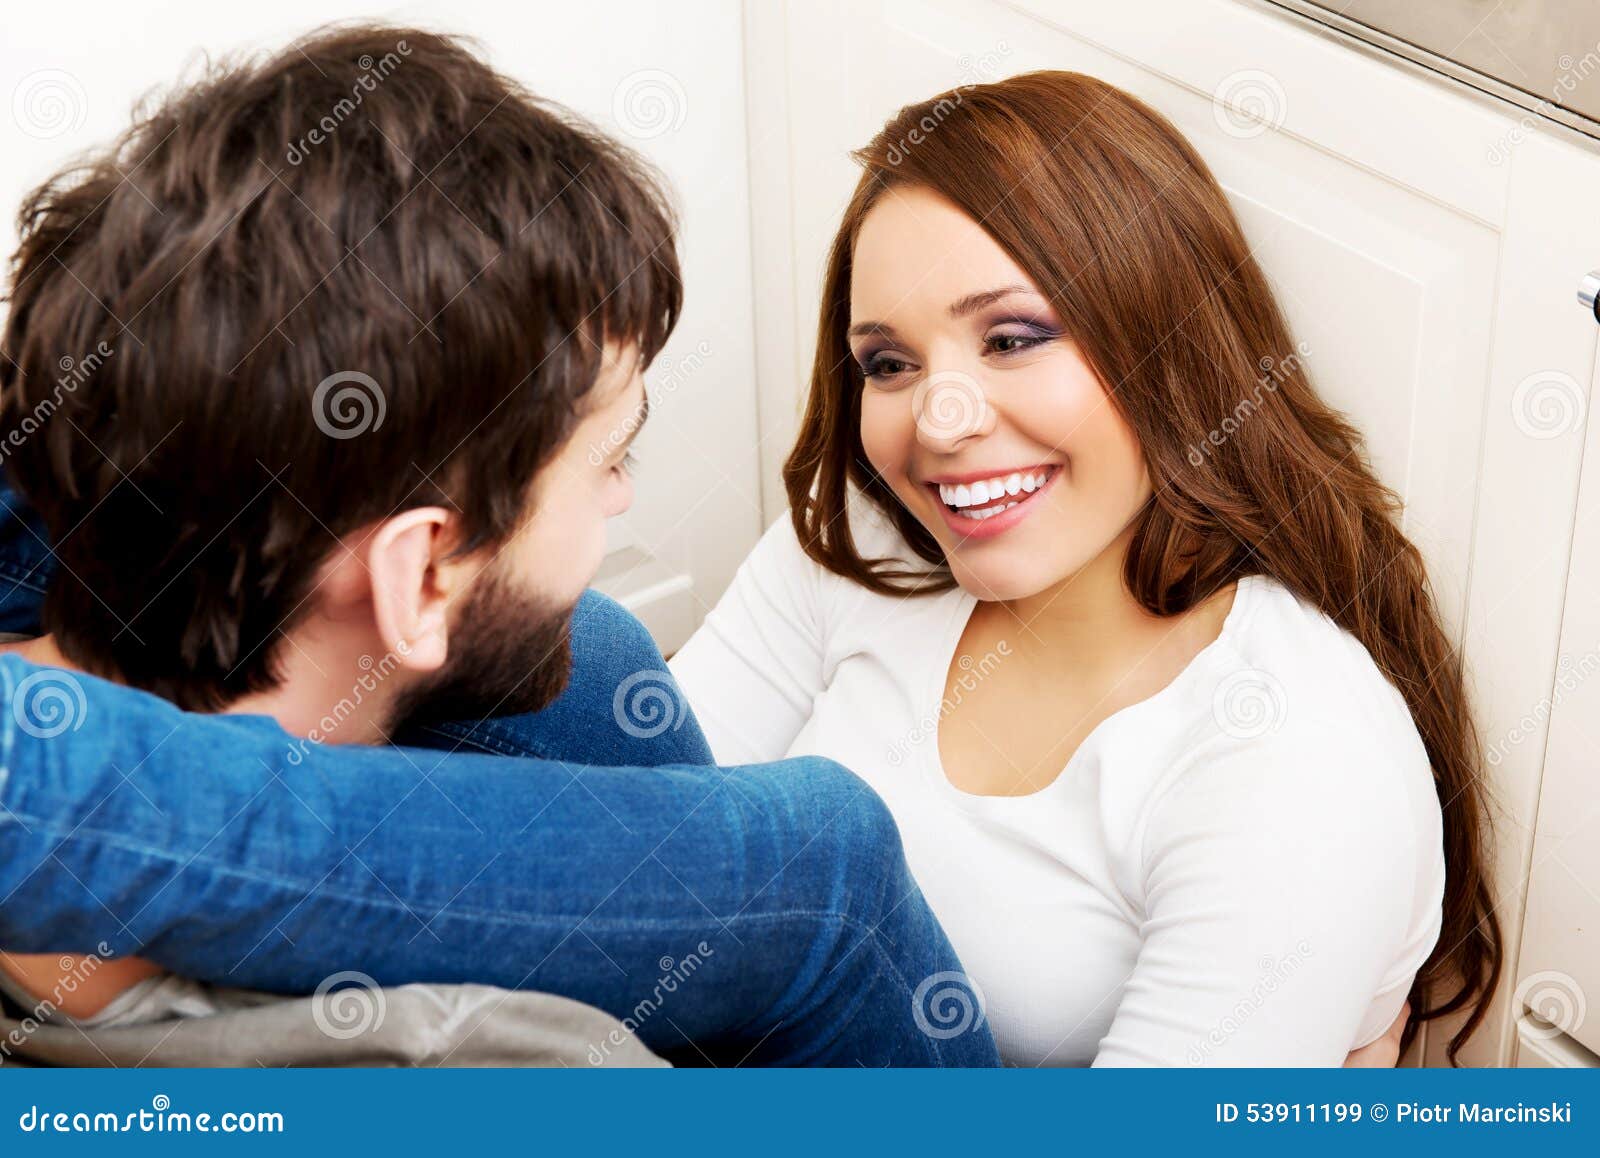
top-left (858, 392), bottom-right (912, 483)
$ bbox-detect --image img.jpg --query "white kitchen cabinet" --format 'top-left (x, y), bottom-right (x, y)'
top-left (1516, 1016), bottom-right (1600, 1068)
top-left (1516, 341), bottom-right (1600, 1063)
top-left (742, 0), bottom-right (1600, 1063)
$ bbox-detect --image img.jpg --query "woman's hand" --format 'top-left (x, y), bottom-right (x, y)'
top-left (1343, 1002), bottom-right (1410, 1067)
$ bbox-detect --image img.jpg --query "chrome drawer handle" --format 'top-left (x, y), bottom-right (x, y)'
top-left (1581, 271), bottom-right (1600, 323)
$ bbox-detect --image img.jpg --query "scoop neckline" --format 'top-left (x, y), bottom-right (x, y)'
top-left (924, 574), bottom-right (1266, 807)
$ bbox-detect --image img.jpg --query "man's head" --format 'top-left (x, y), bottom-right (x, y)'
top-left (0, 25), bottom-right (676, 730)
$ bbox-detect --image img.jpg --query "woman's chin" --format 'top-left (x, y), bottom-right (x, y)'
top-left (947, 557), bottom-right (1058, 604)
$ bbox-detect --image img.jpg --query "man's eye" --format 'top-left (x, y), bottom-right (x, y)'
top-left (613, 451), bottom-right (638, 476)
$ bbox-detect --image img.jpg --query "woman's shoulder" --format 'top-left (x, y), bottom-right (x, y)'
top-left (1221, 575), bottom-right (1424, 756)
top-left (1108, 574), bottom-right (1440, 856)
top-left (1120, 575), bottom-right (1446, 986)
top-left (1160, 575), bottom-right (1438, 851)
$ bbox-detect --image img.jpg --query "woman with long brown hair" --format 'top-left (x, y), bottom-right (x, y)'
top-left (672, 71), bottom-right (1500, 1064)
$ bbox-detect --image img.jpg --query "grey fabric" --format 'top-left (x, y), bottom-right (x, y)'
top-left (0, 982), bottom-right (667, 1068)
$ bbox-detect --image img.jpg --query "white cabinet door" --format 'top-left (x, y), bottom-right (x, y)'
top-left (744, 0), bottom-right (1600, 1063)
top-left (1516, 344), bottom-right (1600, 1062)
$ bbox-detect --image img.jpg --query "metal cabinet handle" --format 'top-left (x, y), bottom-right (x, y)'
top-left (1581, 271), bottom-right (1600, 323)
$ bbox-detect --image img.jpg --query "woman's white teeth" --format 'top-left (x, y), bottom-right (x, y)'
top-left (938, 468), bottom-right (1053, 512)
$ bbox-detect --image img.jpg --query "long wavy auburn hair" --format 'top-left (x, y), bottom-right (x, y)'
top-left (782, 71), bottom-right (1501, 1062)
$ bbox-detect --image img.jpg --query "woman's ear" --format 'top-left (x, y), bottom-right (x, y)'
top-left (365, 507), bottom-right (459, 672)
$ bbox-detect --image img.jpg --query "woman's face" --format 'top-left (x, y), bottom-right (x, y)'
top-left (850, 185), bottom-right (1152, 603)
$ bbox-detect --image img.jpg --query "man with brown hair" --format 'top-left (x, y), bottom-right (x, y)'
top-left (0, 25), bottom-right (996, 1066)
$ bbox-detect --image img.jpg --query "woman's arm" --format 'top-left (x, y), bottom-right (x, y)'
top-left (669, 515), bottom-right (830, 764)
top-left (1095, 734), bottom-right (1441, 1066)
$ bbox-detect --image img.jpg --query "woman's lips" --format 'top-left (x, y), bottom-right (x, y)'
top-left (926, 465), bottom-right (1061, 541)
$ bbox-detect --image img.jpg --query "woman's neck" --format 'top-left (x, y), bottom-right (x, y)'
top-left (986, 524), bottom-right (1235, 687)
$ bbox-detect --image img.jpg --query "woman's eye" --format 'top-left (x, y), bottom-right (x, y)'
top-left (858, 354), bottom-right (911, 381)
top-left (985, 330), bottom-right (1052, 355)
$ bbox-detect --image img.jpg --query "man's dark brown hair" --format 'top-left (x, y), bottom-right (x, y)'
top-left (0, 24), bottom-right (681, 709)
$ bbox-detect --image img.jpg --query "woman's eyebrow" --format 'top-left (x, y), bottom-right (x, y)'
top-left (848, 285), bottom-right (1044, 339)
top-left (947, 284), bottom-right (1039, 318)
top-left (847, 320), bottom-right (901, 340)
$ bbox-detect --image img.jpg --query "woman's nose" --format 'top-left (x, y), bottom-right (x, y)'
top-left (913, 370), bottom-right (997, 453)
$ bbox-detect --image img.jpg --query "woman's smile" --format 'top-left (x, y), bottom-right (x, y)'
top-left (922, 463), bottom-right (1062, 540)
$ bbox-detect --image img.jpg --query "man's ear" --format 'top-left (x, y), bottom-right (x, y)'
top-left (366, 507), bottom-right (460, 672)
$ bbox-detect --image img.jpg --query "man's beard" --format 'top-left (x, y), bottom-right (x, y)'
top-left (388, 571), bottom-right (576, 732)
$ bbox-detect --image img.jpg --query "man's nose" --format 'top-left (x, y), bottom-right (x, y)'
top-left (913, 370), bottom-right (997, 453)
